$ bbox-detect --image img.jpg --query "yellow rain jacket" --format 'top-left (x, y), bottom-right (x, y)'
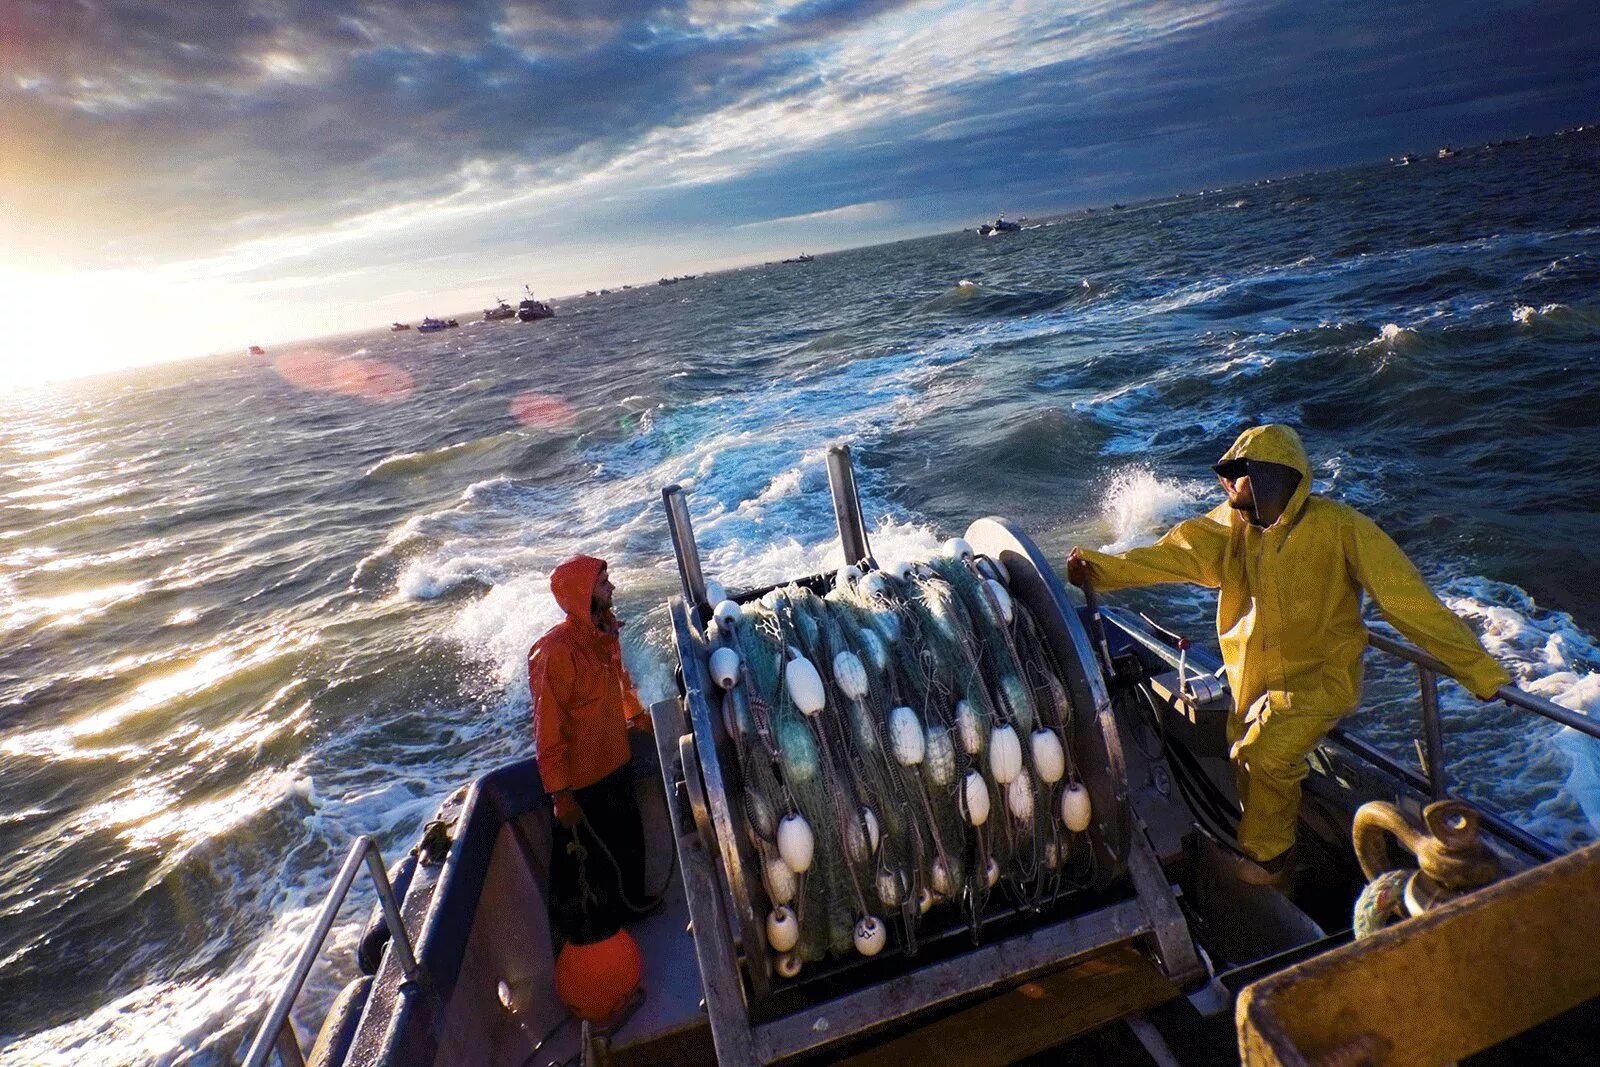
top-left (1079, 424), bottom-right (1509, 860)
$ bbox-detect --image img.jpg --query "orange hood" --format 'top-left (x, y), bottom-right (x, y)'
top-left (550, 555), bottom-right (605, 627)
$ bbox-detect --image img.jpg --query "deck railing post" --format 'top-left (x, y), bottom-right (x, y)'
top-left (364, 844), bottom-right (422, 983)
top-left (1417, 665), bottom-right (1447, 800)
top-left (243, 835), bottom-right (421, 1067)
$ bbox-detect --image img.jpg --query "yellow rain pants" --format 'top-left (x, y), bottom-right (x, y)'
top-left (1079, 424), bottom-right (1510, 861)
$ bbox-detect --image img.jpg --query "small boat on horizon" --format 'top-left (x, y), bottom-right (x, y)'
top-left (247, 344), bottom-right (266, 356)
top-left (977, 216), bottom-right (1023, 235)
top-left (390, 322), bottom-right (412, 331)
top-left (482, 298), bottom-right (516, 321)
top-left (416, 317), bottom-right (459, 333)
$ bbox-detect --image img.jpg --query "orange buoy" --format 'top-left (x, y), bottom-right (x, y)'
top-left (553, 928), bottom-right (642, 1023)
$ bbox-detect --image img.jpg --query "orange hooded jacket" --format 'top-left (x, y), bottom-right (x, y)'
top-left (529, 555), bottom-right (649, 794)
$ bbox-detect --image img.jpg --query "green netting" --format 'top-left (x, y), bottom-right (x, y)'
top-left (708, 551), bottom-right (1091, 971)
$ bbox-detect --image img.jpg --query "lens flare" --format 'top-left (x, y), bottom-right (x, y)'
top-left (510, 391), bottom-right (577, 428)
top-left (330, 358), bottom-right (414, 402)
top-left (273, 350), bottom-right (414, 402)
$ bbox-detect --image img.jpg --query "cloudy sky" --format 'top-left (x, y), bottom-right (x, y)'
top-left (3, 0), bottom-right (1597, 383)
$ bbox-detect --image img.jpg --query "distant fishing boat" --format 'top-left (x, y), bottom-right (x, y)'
top-left (482, 298), bottom-right (516, 321)
top-left (780, 253), bottom-right (814, 264)
top-left (416, 317), bottom-right (458, 333)
top-left (517, 286), bottom-right (555, 322)
top-left (391, 322), bottom-right (411, 331)
top-left (977, 216), bottom-right (1022, 235)
top-left (247, 345), bottom-right (266, 356)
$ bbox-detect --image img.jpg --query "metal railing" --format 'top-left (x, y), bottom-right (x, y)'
top-left (242, 835), bottom-right (423, 1067)
top-left (1365, 630), bottom-right (1600, 803)
top-left (1107, 605), bottom-right (1593, 861)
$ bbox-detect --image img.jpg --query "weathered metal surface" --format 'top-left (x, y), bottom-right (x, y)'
top-left (668, 595), bottom-right (772, 999)
top-left (662, 485), bottom-right (710, 616)
top-left (964, 515), bottom-right (1130, 887)
top-left (838, 945), bottom-right (1177, 1067)
top-left (1237, 838), bottom-right (1600, 1066)
top-left (1351, 800), bottom-right (1498, 892)
top-left (651, 696), bottom-right (761, 1065)
top-left (751, 898), bottom-right (1157, 1064)
top-left (1415, 667), bottom-right (1446, 800)
top-left (826, 444), bottom-right (875, 568)
top-left (1123, 817), bottom-right (1204, 986)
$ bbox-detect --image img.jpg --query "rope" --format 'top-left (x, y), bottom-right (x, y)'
top-left (1353, 869), bottom-right (1410, 938)
top-left (573, 808), bottom-right (678, 917)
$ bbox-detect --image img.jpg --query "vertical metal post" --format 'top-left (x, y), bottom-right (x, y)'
top-left (1418, 666), bottom-right (1447, 800)
top-left (825, 444), bottom-right (874, 568)
top-left (662, 485), bottom-right (709, 614)
top-left (1079, 577), bottom-right (1117, 681)
top-left (243, 836), bottom-right (423, 1067)
top-left (364, 847), bottom-right (422, 983)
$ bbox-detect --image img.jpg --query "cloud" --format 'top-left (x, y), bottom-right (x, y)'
top-left (3, 1), bottom-right (1250, 267)
top-left (734, 199), bottom-right (894, 228)
top-left (3, 0), bottom-right (1597, 375)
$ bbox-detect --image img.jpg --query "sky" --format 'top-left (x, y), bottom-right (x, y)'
top-left (3, 0), bottom-right (1598, 385)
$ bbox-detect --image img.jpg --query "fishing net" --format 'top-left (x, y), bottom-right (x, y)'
top-left (705, 548), bottom-right (1093, 975)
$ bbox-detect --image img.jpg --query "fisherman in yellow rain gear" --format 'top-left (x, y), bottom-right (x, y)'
top-left (1067, 424), bottom-right (1510, 884)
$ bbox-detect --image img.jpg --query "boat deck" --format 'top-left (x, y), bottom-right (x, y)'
top-left (423, 741), bottom-right (711, 1067)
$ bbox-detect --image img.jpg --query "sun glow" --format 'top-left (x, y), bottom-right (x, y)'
top-left (0, 261), bottom-right (339, 388)
top-left (0, 265), bottom-right (212, 386)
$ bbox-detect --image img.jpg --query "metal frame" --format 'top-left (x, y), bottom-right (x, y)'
top-left (656, 449), bottom-right (1206, 1064)
top-left (668, 595), bottom-right (774, 1000)
top-left (826, 443), bottom-right (876, 568)
top-left (1367, 631), bottom-right (1600, 741)
top-left (1363, 630), bottom-right (1600, 826)
top-left (242, 836), bottom-right (422, 1067)
top-left (964, 516), bottom-right (1130, 888)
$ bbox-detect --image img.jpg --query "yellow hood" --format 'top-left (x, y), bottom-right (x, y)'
top-left (1216, 423), bottom-right (1312, 525)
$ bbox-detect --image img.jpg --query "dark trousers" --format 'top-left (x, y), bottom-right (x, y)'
top-left (549, 764), bottom-right (646, 945)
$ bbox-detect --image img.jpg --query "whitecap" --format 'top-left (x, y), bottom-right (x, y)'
top-left (1097, 468), bottom-right (1209, 553)
top-left (1437, 575), bottom-right (1600, 844)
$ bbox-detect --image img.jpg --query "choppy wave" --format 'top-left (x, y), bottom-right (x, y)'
top-left (1512, 302), bottom-right (1600, 330)
top-left (1438, 578), bottom-right (1600, 846)
top-left (362, 431), bottom-right (527, 479)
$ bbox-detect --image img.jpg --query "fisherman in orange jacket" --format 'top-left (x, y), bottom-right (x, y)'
top-left (530, 555), bottom-right (654, 939)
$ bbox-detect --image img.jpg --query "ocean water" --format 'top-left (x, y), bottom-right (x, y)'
top-left (4, 130), bottom-right (1600, 1064)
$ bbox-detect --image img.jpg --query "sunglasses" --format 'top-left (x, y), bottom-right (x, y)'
top-left (1214, 459), bottom-right (1250, 481)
